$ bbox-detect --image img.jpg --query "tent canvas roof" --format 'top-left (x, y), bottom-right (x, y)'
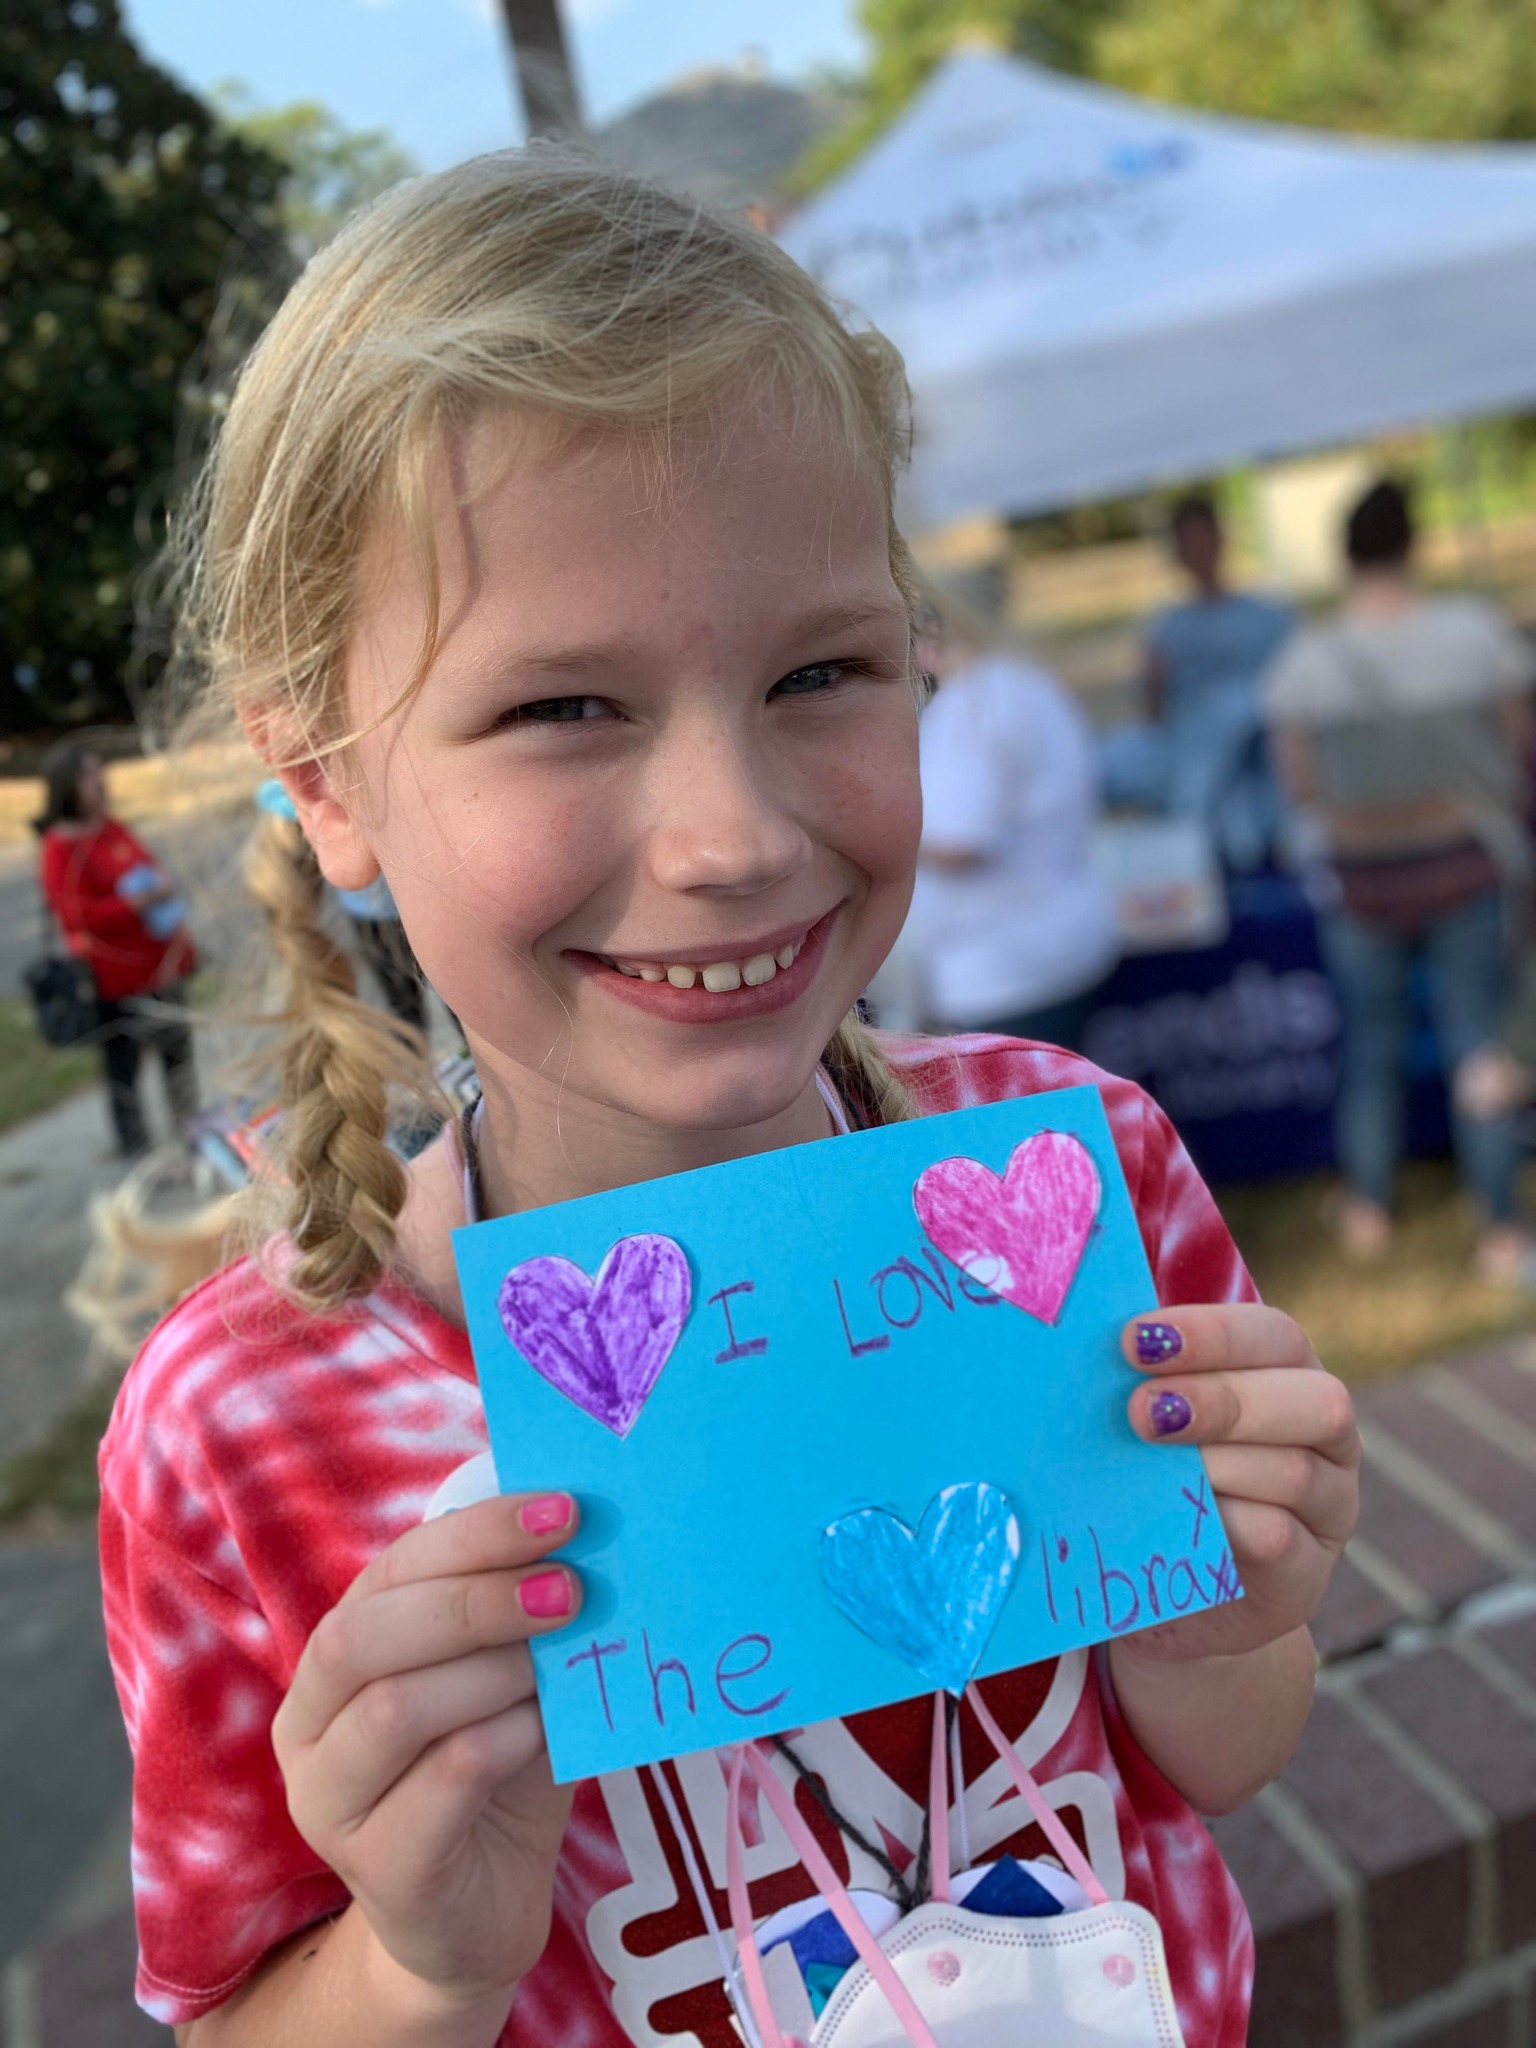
top-left (779, 52), bottom-right (1536, 522)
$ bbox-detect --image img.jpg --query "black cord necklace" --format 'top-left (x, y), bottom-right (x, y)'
top-left (768, 1692), bottom-right (955, 1917)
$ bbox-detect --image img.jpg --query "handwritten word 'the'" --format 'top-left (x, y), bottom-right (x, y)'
top-left (565, 1628), bottom-right (788, 1735)
top-left (706, 1245), bottom-right (1001, 1366)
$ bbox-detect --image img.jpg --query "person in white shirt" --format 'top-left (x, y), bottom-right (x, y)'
top-left (899, 587), bottom-right (1121, 1048)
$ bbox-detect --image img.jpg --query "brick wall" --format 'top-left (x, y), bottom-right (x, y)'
top-left (1210, 1336), bottom-right (1536, 2047)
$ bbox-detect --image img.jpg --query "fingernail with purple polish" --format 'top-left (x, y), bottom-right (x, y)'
top-left (1135, 1321), bottom-right (1184, 1365)
top-left (1149, 1390), bottom-right (1193, 1437)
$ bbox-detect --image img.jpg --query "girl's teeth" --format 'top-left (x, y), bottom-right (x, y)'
top-left (612, 938), bottom-right (806, 990)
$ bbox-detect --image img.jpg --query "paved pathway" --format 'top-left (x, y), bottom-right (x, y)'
top-left (0, 1529), bottom-right (136, 1967)
top-left (0, 1092), bottom-right (135, 1467)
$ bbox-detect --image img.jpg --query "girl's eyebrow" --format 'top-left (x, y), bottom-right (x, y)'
top-left (789, 597), bottom-right (912, 643)
top-left (483, 598), bottom-right (910, 681)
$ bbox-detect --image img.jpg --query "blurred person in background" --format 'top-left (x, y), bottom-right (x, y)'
top-left (902, 582), bottom-right (1120, 1049)
top-left (1267, 478), bottom-right (1536, 1277)
top-left (35, 739), bottom-right (199, 1159)
top-left (1103, 494), bottom-right (1293, 869)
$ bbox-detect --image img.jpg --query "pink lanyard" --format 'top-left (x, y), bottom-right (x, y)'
top-left (723, 1687), bottom-right (1109, 2048)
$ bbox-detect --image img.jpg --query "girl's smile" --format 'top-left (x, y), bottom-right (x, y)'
top-left (569, 905), bottom-right (839, 1022)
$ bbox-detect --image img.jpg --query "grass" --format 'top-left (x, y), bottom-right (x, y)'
top-left (0, 1374), bottom-right (119, 1523)
top-left (1219, 1158), bottom-right (1536, 1383)
top-left (0, 996), bottom-right (99, 1135)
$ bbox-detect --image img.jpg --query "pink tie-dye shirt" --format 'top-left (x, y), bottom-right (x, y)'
top-left (99, 1035), bottom-right (1258, 2043)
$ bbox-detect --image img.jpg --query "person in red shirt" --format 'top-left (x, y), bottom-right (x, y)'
top-left (95, 154), bottom-right (1359, 2047)
top-left (35, 740), bottom-right (198, 1157)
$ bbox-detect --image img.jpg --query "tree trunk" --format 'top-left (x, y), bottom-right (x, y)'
top-left (497, 0), bottom-right (583, 138)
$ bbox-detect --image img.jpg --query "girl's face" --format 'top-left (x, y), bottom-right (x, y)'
top-left (313, 412), bottom-right (921, 1137)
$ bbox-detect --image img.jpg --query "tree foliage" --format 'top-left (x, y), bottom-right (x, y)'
top-left (799, 0), bottom-right (1536, 193)
top-left (214, 84), bottom-right (417, 255)
top-left (1098, 0), bottom-right (1536, 140)
top-left (793, 0), bottom-right (1122, 190)
top-left (0, 0), bottom-right (285, 734)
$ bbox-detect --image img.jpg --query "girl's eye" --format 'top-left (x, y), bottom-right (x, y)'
top-left (770, 661), bottom-right (853, 700)
top-left (499, 695), bottom-right (611, 727)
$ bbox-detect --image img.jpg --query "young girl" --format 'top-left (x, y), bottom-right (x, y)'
top-left (99, 149), bottom-right (1359, 2048)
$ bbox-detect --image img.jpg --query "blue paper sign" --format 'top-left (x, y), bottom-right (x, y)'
top-left (454, 1086), bottom-right (1240, 1784)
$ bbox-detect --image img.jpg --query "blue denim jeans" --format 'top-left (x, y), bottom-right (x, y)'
top-left (1318, 889), bottom-right (1520, 1222)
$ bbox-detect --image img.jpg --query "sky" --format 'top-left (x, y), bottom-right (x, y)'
top-left (123, 0), bottom-right (866, 169)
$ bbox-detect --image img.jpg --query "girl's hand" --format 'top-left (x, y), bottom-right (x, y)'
top-left (272, 1492), bottom-right (582, 2011)
top-left (1119, 1304), bottom-right (1359, 1662)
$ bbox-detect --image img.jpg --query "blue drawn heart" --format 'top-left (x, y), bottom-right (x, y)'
top-left (818, 1481), bottom-right (1022, 1696)
top-left (497, 1234), bottom-right (691, 1438)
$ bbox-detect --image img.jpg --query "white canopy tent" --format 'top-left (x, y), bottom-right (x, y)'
top-left (779, 52), bottom-right (1536, 526)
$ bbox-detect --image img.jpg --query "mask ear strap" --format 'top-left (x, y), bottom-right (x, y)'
top-left (964, 1682), bottom-right (1110, 1907)
top-left (949, 1701), bottom-right (971, 1872)
top-left (928, 1691), bottom-right (951, 1905)
top-left (726, 1748), bottom-right (794, 2048)
top-left (743, 1742), bottom-right (944, 2048)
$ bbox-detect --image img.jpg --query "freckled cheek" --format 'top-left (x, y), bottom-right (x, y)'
top-left (822, 730), bottom-right (923, 885)
top-left (389, 788), bottom-right (622, 995)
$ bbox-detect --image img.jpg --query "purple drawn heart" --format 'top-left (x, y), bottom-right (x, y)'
top-left (497, 1235), bottom-right (691, 1437)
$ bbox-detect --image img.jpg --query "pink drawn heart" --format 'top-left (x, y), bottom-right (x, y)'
top-left (912, 1132), bottom-right (1100, 1325)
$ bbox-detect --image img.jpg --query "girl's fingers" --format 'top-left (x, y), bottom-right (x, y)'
top-left (1200, 1442), bottom-right (1360, 1548)
top-left (341, 1492), bottom-right (578, 1608)
top-left (1128, 1364), bottom-right (1358, 1464)
top-left (278, 1559), bottom-right (581, 1752)
top-left (1123, 1305), bottom-right (1315, 1377)
top-left (300, 1643), bottom-right (537, 1837)
top-left (350, 1698), bottom-right (554, 1878)
top-left (1218, 1495), bottom-right (1328, 1575)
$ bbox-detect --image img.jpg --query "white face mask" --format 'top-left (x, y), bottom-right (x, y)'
top-left (806, 1896), bottom-right (1184, 2047)
top-left (708, 1685), bottom-right (1187, 2048)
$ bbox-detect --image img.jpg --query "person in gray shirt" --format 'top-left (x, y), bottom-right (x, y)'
top-left (1267, 478), bottom-right (1535, 1279)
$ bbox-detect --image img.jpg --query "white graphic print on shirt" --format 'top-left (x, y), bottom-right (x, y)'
top-left (586, 1652), bottom-right (1124, 2048)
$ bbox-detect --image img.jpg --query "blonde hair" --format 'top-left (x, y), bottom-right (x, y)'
top-left (124, 144), bottom-right (921, 1332)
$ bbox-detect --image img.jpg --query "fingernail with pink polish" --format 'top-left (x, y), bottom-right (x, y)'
top-left (520, 1492), bottom-right (573, 1536)
top-left (1149, 1390), bottom-right (1193, 1436)
top-left (1135, 1322), bottom-right (1183, 1365)
top-left (520, 1568), bottom-right (573, 1619)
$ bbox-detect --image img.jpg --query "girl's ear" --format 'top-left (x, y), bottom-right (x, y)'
top-left (242, 705), bottom-right (381, 890)
top-left (275, 759), bottom-right (382, 891)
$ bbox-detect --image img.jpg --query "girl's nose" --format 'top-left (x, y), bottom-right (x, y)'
top-left (645, 727), bottom-right (811, 897)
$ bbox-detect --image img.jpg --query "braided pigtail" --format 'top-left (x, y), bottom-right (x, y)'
top-left (824, 1010), bottom-right (917, 1129)
top-left (244, 810), bottom-right (435, 1312)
